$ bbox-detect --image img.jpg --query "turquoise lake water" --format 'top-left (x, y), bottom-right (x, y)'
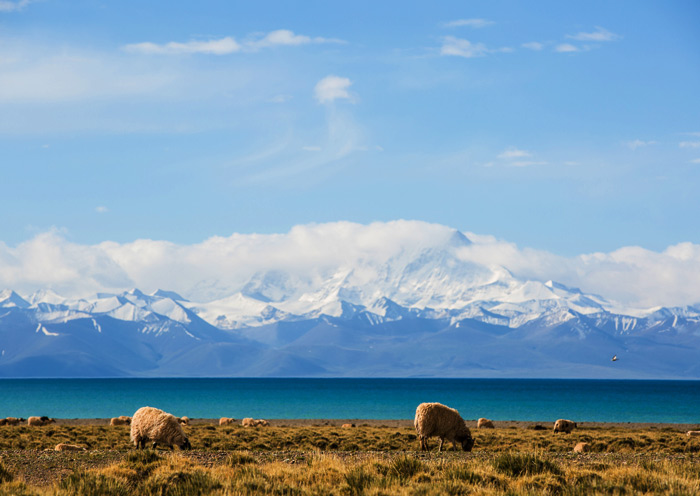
top-left (0, 379), bottom-right (698, 423)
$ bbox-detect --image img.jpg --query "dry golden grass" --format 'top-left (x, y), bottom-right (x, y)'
top-left (0, 422), bottom-right (698, 494)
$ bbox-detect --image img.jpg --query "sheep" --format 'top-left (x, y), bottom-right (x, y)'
top-left (27, 416), bottom-right (56, 426)
top-left (553, 419), bottom-right (577, 433)
top-left (477, 418), bottom-right (495, 429)
top-left (414, 402), bottom-right (474, 452)
top-left (179, 416), bottom-right (190, 426)
top-left (342, 423), bottom-right (356, 428)
top-left (130, 406), bottom-right (192, 450)
top-left (242, 418), bottom-right (269, 427)
top-left (4, 418), bottom-right (23, 426)
top-left (573, 442), bottom-right (590, 453)
top-left (55, 443), bottom-right (86, 452)
top-left (110, 416), bottom-right (131, 426)
top-left (687, 430), bottom-right (700, 437)
top-left (219, 417), bottom-right (236, 426)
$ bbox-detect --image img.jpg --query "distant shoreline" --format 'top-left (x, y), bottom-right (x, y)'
top-left (49, 418), bottom-right (700, 430)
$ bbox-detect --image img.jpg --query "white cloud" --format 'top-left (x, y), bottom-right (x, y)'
top-left (626, 139), bottom-right (657, 150)
top-left (2, 222), bottom-right (700, 308)
top-left (680, 141), bottom-right (700, 148)
top-left (124, 37), bottom-right (241, 55)
top-left (555, 43), bottom-right (579, 53)
top-left (690, 158), bottom-right (700, 164)
top-left (567, 26), bottom-right (621, 42)
top-left (440, 37), bottom-right (489, 58)
top-left (522, 42), bottom-right (544, 51)
top-left (314, 75), bottom-right (353, 104)
top-left (0, 0), bottom-right (32, 12)
top-left (443, 18), bottom-right (494, 28)
top-left (498, 148), bottom-right (531, 159)
top-left (124, 30), bottom-right (344, 55)
top-left (95, 206), bottom-right (108, 214)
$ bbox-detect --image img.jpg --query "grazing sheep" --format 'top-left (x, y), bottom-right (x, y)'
top-left (687, 430), bottom-right (700, 437)
top-left (179, 416), bottom-right (190, 426)
top-left (573, 442), bottom-right (590, 453)
top-left (27, 416), bottom-right (56, 426)
top-left (130, 406), bottom-right (192, 450)
top-left (5, 418), bottom-right (23, 426)
top-left (553, 419), bottom-right (577, 433)
top-left (219, 417), bottom-right (236, 426)
top-left (477, 418), bottom-right (495, 429)
top-left (414, 402), bottom-right (474, 452)
top-left (55, 443), bottom-right (86, 452)
top-left (342, 423), bottom-right (356, 428)
top-left (242, 418), bottom-right (269, 427)
top-left (110, 416), bottom-right (131, 426)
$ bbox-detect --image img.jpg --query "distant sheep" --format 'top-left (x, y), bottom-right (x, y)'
top-left (55, 443), bottom-right (86, 452)
top-left (687, 430), bottom-right (700, 437)
top-left (573, 442), bottom-right (590, 453)
top-left (553, 419), bottom-right (577, 433)
top-left (110, 416), bottom-right (131, 426)
top-left (27, 416), bottom-right (56, 426)
top-left (179, 416), bottom-right (190, 426)
top-left (219, 417), bottom-right (236, 426)
top-left (414, 402), bottom-right (474, 452)
top-left (0, 417), bottom-right (23, 426)
top-left (242, 418), bottom-right (269, 427)
top-left (477, 418), bottom-right (495, 429)
top-left (342, 423), bottom-right (356, 428)
top-left (130, 406), bottom-right (191, 450)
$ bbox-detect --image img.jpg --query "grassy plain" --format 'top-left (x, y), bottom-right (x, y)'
top-left (0, 420), bottom-right (698, 495)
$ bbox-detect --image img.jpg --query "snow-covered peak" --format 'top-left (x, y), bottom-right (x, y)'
top-left (0, 289), bottom-right (29, 308)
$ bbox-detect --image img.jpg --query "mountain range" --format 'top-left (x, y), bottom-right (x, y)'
top-left (1, 229), bottom-right (699, 378)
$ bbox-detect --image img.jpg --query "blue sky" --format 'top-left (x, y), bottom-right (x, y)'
top-left (1, 0), bottom-right (699, 255)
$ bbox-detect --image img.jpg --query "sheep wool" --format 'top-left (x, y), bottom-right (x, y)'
top-left (27, 416), bottom-right (55, 426)
top-left (130, 406), bottom-right (191, 450)
top-left (219, 417), bottom-right (236, 426)
top-left (55, 443), bottom-right (86, 451)
top-left (553, 419), bottom-right (577, 433)
top-left (414, 402), bottom-right (474, 452)
top-left (110, 416), bottom-right (131, 426)
top-left (477, 418), bottom-right (495, 429)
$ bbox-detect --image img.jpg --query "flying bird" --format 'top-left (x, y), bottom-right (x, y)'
top-left (611, 355), bottom-right (618, 362)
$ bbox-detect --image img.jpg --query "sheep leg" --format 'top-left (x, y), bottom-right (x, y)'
top-left (438, 438), bottom-right (444, 452)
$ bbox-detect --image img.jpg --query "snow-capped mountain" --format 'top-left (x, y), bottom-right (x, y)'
top-left (1, 229), bottom-right (699, 378)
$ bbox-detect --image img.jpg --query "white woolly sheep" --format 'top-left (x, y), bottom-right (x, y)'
top-left (27, 416), bottom-right (56, 426)
top-left (477, 418), bottom-right (495, 429)
top-left (1, 417), bottom-right (23, 426)
top-left (130, 406), bottom-right (192, 450)
top-left (573, 442), bottom-right (590, 453)
top-left (55, 443), bottom-right (86, 452)
top-left (553, 419), bottom-right (577, 433)
top-left (414, 402), bottom-right (474, 452)
top-left (219, 417), bottom-right (236, 426)
top-left (342, 423), bottom-right (356, 428)
top-left (242, 418), bottom-right (269, 427)
top-left (179, 416), bottom-right (190, 426)
top-left (110, 416), bottom-right (131, 426)
top-left (687, 430), bottom-right (700, 437)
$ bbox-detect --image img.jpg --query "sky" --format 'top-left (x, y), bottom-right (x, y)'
top-left (1, 1), bottom-right (700, 304)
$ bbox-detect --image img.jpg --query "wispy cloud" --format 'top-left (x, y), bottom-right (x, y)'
top-left (554, 43), bottom-right (580, 53)
top-left (522, 42), bottom-right (544, 51)
top-left (314, 75), bottom-right (353, 104)
top-left (443, 18), bottom-right (494, 29)
top-left (567, 26), bottom-right (621, 42)
top-left (440, 37), bottom-right (510, 58)
top-left (498, 148), bottom-right (531, 159)
top-left (626, 139), bottom-right (657, 150)
top-left (124, 37), bottom-right (241, 55)
top-left (690, 158), bottom-right (700, 164)
top-left (95, 206), bottom-right (109, 214)
top-left (0, 0), bottom-right (32, 12)
top-left (680, 141), bottom-right (700, 148)
top-left (123, 30), bottom-right (344, 55)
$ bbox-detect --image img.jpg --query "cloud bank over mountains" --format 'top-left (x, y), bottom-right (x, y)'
top-left (1, 221), bottom-right (699, 309)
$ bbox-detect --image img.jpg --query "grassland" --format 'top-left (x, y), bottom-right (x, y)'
top-left (0, 420), bottom-right (699, 495)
